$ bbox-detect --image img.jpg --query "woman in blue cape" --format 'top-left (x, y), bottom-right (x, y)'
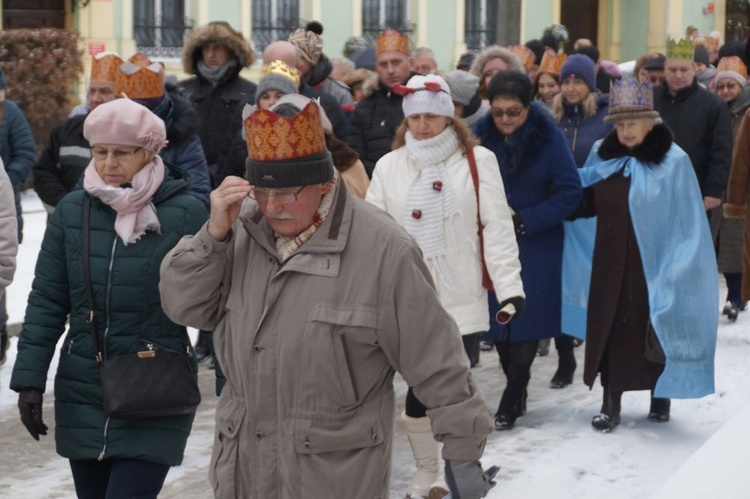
top-left (575, 77), bottom-right (718, 432)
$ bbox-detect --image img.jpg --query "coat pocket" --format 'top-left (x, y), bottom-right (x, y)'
top-left (294, 407), bottom-right (384, 454)
top-left (209, 389), bottom-right (247, 498)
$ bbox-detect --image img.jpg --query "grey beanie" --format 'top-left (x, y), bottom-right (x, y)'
top-left (255, 73), bottom-right (299, 103)
top-left (445, 70), bottom-right (480, 106)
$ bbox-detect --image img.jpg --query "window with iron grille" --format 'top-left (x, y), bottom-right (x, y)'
top-left (465, 0), bottom-right (497, 50)
top-left (362, 0), bottom-right (413, 43)
top-left (134, 0), bottom-right (193, 58)
top-left (252, 0), bottom-right (301, 54)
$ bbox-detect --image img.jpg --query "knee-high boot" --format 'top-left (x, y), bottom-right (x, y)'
top-left (494, 367), bottom-right (530, 431)
top-left (550, 334), bottom-right (577, 388)
top-left (591, 385), bottom-right (622, 432)
top-left (403, 413), bottom-right (448, 498)
top-left (648, 392), bottom-right (671, 422)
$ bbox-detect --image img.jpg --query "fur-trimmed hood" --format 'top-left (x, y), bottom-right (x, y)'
top-left (473, 101), bottom-right (559, 176)
top-left (182, 22), bottom-right (256, 75)
top-left (152, 83), bottom-right (201, 147)
top-left (596, 122), bottom-right (674, 164)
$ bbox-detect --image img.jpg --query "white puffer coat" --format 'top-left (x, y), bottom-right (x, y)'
top-left (0, 158), bottom-right (18, 291)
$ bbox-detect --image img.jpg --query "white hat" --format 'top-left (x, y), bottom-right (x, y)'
top-left (397, 74), bottom-right (455, 118)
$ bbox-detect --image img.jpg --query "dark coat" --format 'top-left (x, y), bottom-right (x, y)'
top-left (578, 124), bottom-right (674, 392)
top-left (348, 81), bottom-right (406, 176)
top-left (299, 82), bottom-right (349, 142)
top-left (0, 99), bottom-right (37, 241)
top-left (558, 94), bottom-right (611, 167)
top-left (10, 168), bottom-right (208, 465)
top-left (724, 111), bottom-right (750, 301)
top-left (473, 103), bottom-right (583, 341)
top-left (654, 79), bottom-right (733, 198)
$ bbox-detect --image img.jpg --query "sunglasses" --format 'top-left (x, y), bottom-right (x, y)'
top-left (491, 107), bottom-right (526, 119)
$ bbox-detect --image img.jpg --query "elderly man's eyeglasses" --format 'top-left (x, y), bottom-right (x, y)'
top-left (248, 186), bottom-right (306, 204)
top-left (491, 107), bottom-right (525, 119)
top-left (91, 147), bottom-right (142, 162)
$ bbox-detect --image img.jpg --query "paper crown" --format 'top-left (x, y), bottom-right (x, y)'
top-left (90, 51), bottom-right (124, 84)
top-left (695, 36), bottom-right (719, 53)
top-left (604, 77), bottom-right (659, 123)
top-left (115, 53), bottom-right (165, 99)
top-left (717, 55), bottom-right (748, 79)
top-left (376, 28), bottom-right (409, 55)
top-left (509, 45), bottom-right (536, 71)
top-left (538, 52), bottom-right (568, 76)
top-left (666, 37), bottom-right (694, 60)
top-left (260, 59), bottom-right (300, 87)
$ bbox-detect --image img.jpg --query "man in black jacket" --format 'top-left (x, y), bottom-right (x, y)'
top-left (348, 29), bottom-right (414, 177)
top-left (653, 39), bottom-right (732, 210)
top-left (177, 21), bottom-right (257, 187)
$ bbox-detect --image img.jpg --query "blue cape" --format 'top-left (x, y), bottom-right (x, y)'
top-left (562, 218), bottom-right (596, 340)
top-left (579, 140), bottom-right (718, 399)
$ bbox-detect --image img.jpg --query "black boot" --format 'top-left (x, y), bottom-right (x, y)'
top-left (592, 386), bottom-right (622, 432)
top-left (550, 336), bottom-right (577, 388)
top-left (0, 326), bottom-right (8, 367)
top-left (648, 395), bottom-right (671, 422)
top-left (495, 368), bottom-right (530, 431)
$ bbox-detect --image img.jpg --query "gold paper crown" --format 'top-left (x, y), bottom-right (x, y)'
top-left (538, 52), bottom-right (568, 76)
top-left (717, 55), bottom-right (748, 79)
top-left (260, 60), bottom-right (301, 87)
top-left (666, 37), bottom-right (694, 60)
top-left (244, 101), bottom-right (327, 162)
top-left (90, 52), bottom-right (124, 84)
top-left (376, 28), bottom-right (409, 55)
top-left (115, 53), bottom-right (165, 99)
top-left (509, 45), bottom-right (536, 71)
top-left (695, 36), bottom-right (719, 53)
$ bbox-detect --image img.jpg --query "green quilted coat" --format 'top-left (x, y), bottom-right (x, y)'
top-left (11, 170), bottom-right (208, 465)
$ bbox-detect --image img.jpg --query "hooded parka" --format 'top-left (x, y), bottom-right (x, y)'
top-left (159, 184), bottom-right (493, 498)
top-left (10, 167), bottom-right (208, 465)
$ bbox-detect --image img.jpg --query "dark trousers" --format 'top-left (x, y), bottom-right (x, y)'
top-left (725, 272), bottom-right (743, 305)
top-left (405, 332), bottom-right (480, 418)
top-left (69, 458), bottom-right (170, 499)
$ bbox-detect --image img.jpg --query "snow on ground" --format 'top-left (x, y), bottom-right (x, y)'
top-left (2, 191), bottom-right (749, 498)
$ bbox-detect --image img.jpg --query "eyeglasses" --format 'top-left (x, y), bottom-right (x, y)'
top-left (91, 147), bottom-right (142, 162)
top-left (491, 107), bottom-right (525, 119)
top-left (717, 83), bottom-right (740, 91)
top-left (248, 185), bottom-right (306, 204)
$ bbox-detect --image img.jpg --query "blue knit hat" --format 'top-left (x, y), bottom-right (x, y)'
top-left (559, 53), bottom-right (596, 91)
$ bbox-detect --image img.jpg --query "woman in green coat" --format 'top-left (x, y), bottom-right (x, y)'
top-left (10, 99), bottom-right (208, 498)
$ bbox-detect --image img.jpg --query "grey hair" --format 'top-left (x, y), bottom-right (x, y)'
top-left (411, 47), bottom-right (436, 59)
top-left (469, 45), bottom-right (525, 77)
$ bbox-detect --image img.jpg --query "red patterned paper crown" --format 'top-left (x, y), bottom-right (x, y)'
top-left (376, 28), bottom-right (409, 55)
top-left (717, 55), bottom-right (748, 78)
top-left (245, 101), bottom-right (327, 162)
top-left (509, 45), bottom-right (536, 71)
top-left (538, 52), bottom-right (568, 76)
top-left (91, 52), bottom-right (124, 84)
top-left (115, 53), bottom-right (165, 99)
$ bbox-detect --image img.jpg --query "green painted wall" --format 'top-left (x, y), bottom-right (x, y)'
top-left (523, 0), bottom-right (555, 43)
top-left (425, 0), bottom-right (457, 70)
top-left (320, 1), bottom-right (354, 59)
top-left (618, 0), bottom-right (649, 61)
top-left (209, 0), bottom-right (241, 25)
top-left (681, 0), bottom-right (717, 38)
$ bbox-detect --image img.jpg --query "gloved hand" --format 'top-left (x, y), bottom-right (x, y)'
top-left (511, 212), bottom-right (526, 235)
top-left (18, 389), bottom-right (48, 441)
top-left (497, 296), bottom-right (526, 323)
top-left (445, 460), bottom-right (500, 499)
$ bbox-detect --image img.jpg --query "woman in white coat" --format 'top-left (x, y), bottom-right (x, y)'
top-left (367, 74), bottom-right (525, 499)
top-left (0, 158), bottom-right (18, 366)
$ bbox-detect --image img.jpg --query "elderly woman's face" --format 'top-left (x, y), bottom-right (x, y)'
top-left (717, 77), bottom-right (743, 103)
top-left (482, 58), bottom-right (509, 88)
top-left (491, 97), bottom-right (529, 136)
top-left (92, 144), bottom-right (152, 186)
top-left (615, 119), bottom-right (653, 150)
top-left (561, 77), bottom-right (591, 105)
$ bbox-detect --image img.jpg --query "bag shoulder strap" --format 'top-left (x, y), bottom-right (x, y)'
top-left (82, 195), bottom-right (103, 363)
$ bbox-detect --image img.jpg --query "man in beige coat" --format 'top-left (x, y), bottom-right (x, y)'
top-left (0, 158), bottom-right (18, 366)
top-left (159, 99), bottom-right (496, 498)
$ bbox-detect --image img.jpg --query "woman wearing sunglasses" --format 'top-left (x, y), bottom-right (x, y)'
top-left (472, 71), bottom-right (582, 430)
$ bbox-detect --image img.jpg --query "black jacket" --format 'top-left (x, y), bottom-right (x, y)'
top-left (300, 82), bottom-right (349, 142)
top-left (653, 79), bottom-right (733, 198)
top-left (347, 81), bottom-right (405, 177)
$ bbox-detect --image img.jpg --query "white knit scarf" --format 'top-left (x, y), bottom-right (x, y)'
top-left (404, 127), bottom-right (462, 288)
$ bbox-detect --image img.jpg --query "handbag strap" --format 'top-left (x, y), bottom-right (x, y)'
top-left (467, 147), bottom-right (485, 250)
top-left (82, 195), bottom-right (103, 363)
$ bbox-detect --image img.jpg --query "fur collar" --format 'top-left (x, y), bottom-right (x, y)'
top-left (473, 102), bottom-right (558, 176)
top-left (182, 23), bottom-right (255, 75)
top-left (597, 123), bottom-right (673, 164)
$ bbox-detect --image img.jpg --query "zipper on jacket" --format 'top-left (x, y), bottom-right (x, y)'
top-left (97, 237), bottom-right (118, 461)
top-left (67, 339), bottom-right (74, 354)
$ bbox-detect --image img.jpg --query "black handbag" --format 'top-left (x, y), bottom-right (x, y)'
top-left (82, 194), bottom-right (201, 418)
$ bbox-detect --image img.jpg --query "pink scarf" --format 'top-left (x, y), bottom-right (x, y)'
top-left (83, 156), bottom-right (165, 245)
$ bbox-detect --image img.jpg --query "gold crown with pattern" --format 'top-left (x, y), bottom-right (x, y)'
top-left (376, 28), bottom-right (410, 55)
top-left (115, 53), bottom-right (165, 99)
top-left (538, 52), bottom-right (568, 76)
top-left (666, 37), bottom-right (694, 60)
top-left (90, 52), bottom-right (124, 84)
top-left (509, 45), bottom-right (536, 71)
top-left (260, 60), bottom-right (301, 87)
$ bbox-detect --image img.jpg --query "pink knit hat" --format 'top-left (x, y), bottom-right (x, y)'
top-left (83, 98), bottom-right (168, 153)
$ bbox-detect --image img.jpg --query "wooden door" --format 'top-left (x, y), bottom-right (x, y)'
top-left (561, 0), bottom-right (599, 52)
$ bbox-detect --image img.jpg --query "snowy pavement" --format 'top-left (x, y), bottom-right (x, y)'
top-left (2, 191), bottom-right (749, 498)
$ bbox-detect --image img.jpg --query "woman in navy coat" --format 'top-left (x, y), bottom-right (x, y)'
top-left (473, 71), bottom-right (582, 430)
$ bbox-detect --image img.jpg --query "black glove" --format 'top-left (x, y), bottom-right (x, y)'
top-left (445, 460), bottom-right (500, 499)
top-left (18, 389), bottom-right (48, 441)
top-left (511, 212), bottom-right (526, 235)
top-left (497, 296), bottom-right (526, 323)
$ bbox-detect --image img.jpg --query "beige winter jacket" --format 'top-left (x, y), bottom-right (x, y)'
top-left (0, 159), bottom-right (18, 291)
top-left (159, 184), bottom-right (493, 499)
